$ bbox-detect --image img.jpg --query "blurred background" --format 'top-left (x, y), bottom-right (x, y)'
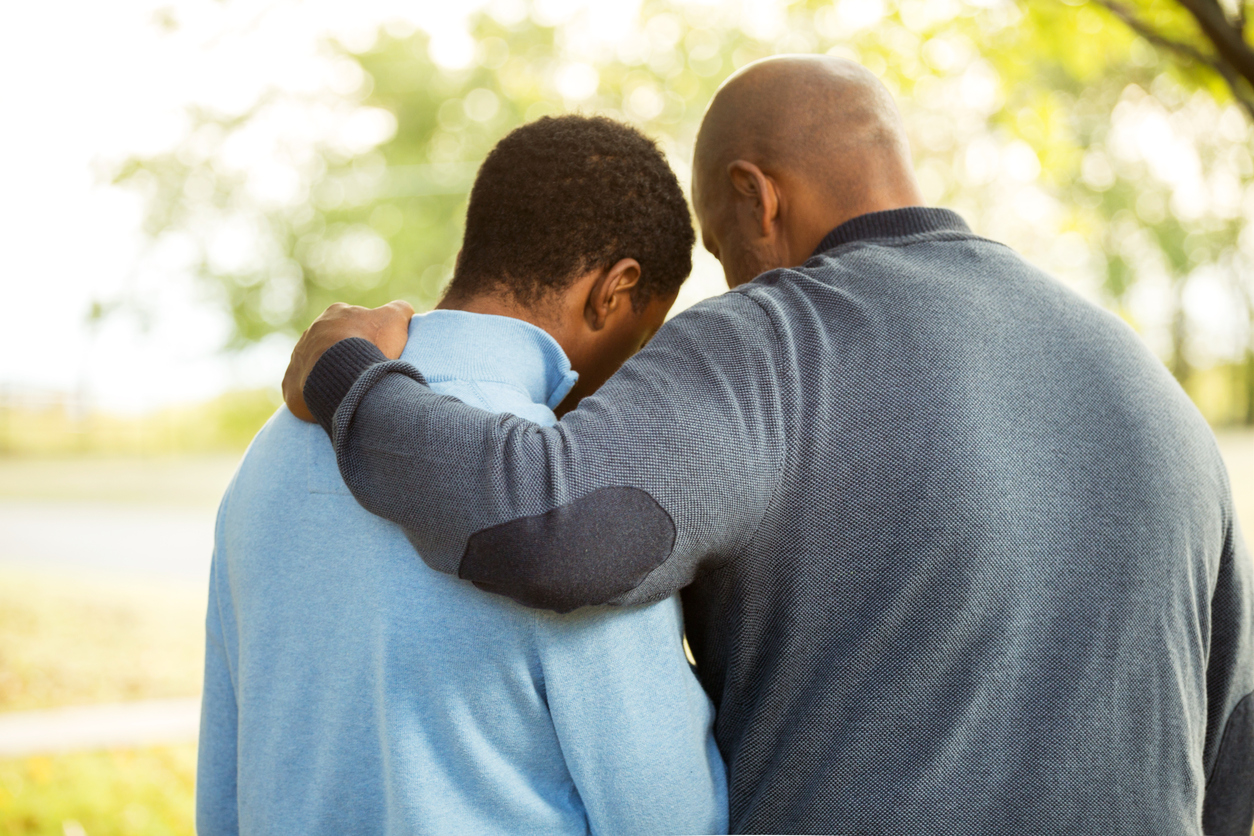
top-left (2, 0), bottom-right (1253, 831)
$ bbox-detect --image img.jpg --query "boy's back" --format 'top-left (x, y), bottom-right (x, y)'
top-left (196, 311), bottom-right (726, 835)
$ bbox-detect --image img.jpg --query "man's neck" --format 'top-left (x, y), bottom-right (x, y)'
top-left (775, 160), bottom-right (926, 264)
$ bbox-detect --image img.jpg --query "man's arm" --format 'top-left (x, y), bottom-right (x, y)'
top-left (536, 598), bottom-right (727, 835)
top-left (1202, 512), bottom-right (1254, 836)
top-left (282, 300), bottom-right (414, 424)
top-left (301, 292), bottom-right (785, 611)
top-left (196, 522), bottom-right (240, 835)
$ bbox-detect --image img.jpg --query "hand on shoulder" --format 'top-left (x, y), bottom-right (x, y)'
top-left (282, 300), bottom-right (414, 422)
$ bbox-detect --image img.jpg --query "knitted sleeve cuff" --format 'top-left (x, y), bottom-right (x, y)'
top-left (303, 337), bottom-right (389, 437)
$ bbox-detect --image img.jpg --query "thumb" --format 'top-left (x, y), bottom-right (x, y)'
top-left (374, 299), bottom-right (416, 359)
top-left (385, 299), bottom-right (415, 319)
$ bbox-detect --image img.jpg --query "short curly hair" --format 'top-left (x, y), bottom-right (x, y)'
top-left (447, 115), bottom-right (695, 310)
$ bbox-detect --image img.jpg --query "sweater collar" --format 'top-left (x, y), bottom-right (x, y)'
top-left (401, 310), bottom-right (579, 410)
top-left (813, 207), bottom-right (972, 256)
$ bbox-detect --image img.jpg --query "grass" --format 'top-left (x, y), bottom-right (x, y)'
top-left (0, 569), bottom-right (203, 713)
top-left (0, 432), bottom-right (1247, 834)
top-left (0, 455), bottom-right (240, 509)
top-left (0, 566), bottom-right (203, 834)
top-left (0, 389), bottom-right (280, 459)
top-left (0, 745), bottom-right (195, 836)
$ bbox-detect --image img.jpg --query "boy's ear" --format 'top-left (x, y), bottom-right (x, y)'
top-left (585, 258), bottom-right (642, 330)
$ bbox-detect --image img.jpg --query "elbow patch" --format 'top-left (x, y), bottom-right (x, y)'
top-left (458, 486), bottom-right (675, 613)
top-left (1204, 690), bottom-right (1254, 836)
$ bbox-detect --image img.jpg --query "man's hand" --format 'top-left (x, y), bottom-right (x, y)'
top-left (283, 300), bottom-right (415, 422)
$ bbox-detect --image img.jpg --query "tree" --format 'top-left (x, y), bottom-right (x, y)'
top-left (1094, 0), bottom-right (1254, 117)
top-left (113, 0), bottom-right (1254, 423)
top-left (1088, 0), bottom-right (1254, 421)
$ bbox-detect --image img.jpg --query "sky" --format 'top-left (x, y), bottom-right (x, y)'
top-left (0, 0), bottom-right (694, 413)
top-left (1, 0), bottom-right (319, 411)
top-left (2, 0), bottom-right (1246, 412)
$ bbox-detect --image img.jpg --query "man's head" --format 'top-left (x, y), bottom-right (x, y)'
top-left (442, 115), bottom-right (694, 408)
top-left (692, 55), bottom-right (924, 288)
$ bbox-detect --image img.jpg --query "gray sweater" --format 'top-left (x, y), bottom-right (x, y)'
top-left (306, 208), bottom-right (1254, 835)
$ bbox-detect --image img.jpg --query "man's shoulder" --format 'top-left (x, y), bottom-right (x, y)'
top-left (659, 286), bottom-right (778, 345)
top-left (237, 406), bottom-right (312, 464)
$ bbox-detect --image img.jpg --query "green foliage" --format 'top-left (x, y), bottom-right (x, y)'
top-left (114, 0), bottom-right (1254, 421)
top-left (114, 23), bottom-right (571, 345)
top-left (0, 389), bottom-right (280, 456)
top-left (0, 745), bottom-right (195, 836)
top-left (0, 569), bottom-right (203, 712)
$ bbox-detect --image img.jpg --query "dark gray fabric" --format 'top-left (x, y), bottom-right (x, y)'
top-left (309, 207), bottom-right (1254, 835)
top-left (461, 486), bottom-right (676, 613)
top-left (324, 289), bottom-right (784, 594)
top-left (306, 337), bottom-right (387, 437)
top-left (1203, 690), bottom-right (1254, 835)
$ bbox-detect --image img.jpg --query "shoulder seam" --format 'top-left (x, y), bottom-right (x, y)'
top-left (728, 289), bottom-right (789, 567)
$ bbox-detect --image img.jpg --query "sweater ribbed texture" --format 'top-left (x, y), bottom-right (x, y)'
top-left (307, 207), bottom-right (1254, 835)
top-left (305, 337), bottom-right (387, 437)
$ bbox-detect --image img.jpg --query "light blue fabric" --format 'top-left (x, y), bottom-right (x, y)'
top-left (196, 310), bottom-right (727, 836)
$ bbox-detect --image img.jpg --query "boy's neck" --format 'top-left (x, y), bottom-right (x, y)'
top-left (436, 289), bottom-right (587, 419)
top-left (435, 292), bottom-right (556, 337)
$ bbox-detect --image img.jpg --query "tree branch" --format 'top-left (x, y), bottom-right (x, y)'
top-left (1210, 51), bottom-right (1254, 118)
top-left (1092, 0), bottom-right (1254, 119)
top-left (1175, 0), bottom-right (1254, 81)
top-left (1094, 1), bottom-right (1210, 59)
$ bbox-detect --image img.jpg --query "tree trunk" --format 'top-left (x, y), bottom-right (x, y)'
top-left (1169, 276), bottom-right (1193, 387)
top-left (1242, 349), bottom-right (1254, 426)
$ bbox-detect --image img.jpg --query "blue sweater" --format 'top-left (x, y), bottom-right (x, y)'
top-left (306, 208), bottom-right (1254, 835)
top-left (197, 310), bottom-right (727, 835)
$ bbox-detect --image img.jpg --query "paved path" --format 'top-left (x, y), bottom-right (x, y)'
top-left (0, 437), bottom-right (1247, 757)
top-left (0, 499), bottom-right (214, 581)
top-left (0, 697), bottom-right (201, 757)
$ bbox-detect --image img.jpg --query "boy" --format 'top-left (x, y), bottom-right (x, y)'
top-left (196, 115), bottom-right (727, 835)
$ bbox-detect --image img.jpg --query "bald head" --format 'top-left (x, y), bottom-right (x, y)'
top-left (693, 55), bottom-right (923, 287)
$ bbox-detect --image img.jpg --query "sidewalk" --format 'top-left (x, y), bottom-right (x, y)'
top-left (0, 697), bottom-right (200, 757)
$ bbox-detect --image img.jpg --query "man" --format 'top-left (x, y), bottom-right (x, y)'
top-left (198, 115), bottom-right (727, 835)
top-left (284, 57), bottom-right (1254, 834)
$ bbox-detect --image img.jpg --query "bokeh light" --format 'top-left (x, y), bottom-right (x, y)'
top-left (3, 1), bottom-right (1254, 832)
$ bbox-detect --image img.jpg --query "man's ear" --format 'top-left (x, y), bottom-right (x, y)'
top-left (727, 160), bottom-right (780, 239)
top-left (584, 258), bottom-right (642, 331)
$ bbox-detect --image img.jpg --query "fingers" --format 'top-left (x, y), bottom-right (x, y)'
top-left (310, 301), bottom-right (359, 327)
top-left (282, 319), bottom-right (327, 423)
top-left (280, 300), bottom-right (415, 418)
top-left (385, 299), bottom-right (416, 318)
top-left (282, 345), bottom-right (317, 423)
top-left (375, 300), bottom-right (415, 359)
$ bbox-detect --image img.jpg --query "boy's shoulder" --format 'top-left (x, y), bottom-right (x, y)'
top-left (429, 377), bottom-right (557, 427)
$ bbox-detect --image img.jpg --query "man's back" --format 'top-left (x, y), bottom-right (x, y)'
top-left (307, 209), bottom-right (1254, 834)
top-left (196, 311), bottom-right (727, 835)
top-left (685, 209), bottom-right (1252, 831)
